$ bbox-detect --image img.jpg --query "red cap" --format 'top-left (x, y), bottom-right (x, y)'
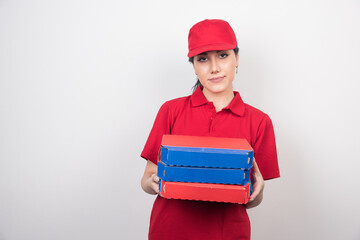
top-left (187, 19), bottom-right (237, 58)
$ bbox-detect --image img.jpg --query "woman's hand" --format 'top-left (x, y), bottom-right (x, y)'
top-left (245, 159), bottom-right (265, 209)
top-left (141, 160), bottom-right (160, 195)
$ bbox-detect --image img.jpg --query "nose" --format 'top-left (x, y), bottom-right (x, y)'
top-left (210, 58), bottom-right (220, 74)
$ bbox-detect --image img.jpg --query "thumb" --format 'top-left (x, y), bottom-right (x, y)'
top-left (153, 174), bottom-right (160, 183)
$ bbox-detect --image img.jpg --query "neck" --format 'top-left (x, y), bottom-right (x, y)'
top-left (202, 88), bottom-right (235, 112)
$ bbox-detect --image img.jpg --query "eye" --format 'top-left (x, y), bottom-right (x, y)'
top-left (197, 56), bottom-right (207, 62)
top-left (219, 53), bottom-right (228, 58)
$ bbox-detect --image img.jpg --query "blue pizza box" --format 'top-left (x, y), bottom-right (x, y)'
top-left (158, 161), bottom-right (250, 185)
top-left (160, 146), bottom-right (253, 169)
top-left (160, 135), bottom-right (253, 169)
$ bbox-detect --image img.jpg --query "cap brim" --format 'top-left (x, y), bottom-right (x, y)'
top-left (187, 43), bottom-right (236, 58)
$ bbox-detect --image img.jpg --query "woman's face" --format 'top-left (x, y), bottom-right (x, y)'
top-left (193, 49), bottom-right (239, 96)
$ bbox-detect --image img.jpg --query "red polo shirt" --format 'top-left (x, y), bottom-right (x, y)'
top-left (141, 87), bottom-right (280, 240)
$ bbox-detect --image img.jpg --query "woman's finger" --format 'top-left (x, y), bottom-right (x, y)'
top-left (150, 174), bottom-right (160, 194)
top-left (151, 174), bottom-right (160, 183)
top-left (249, 178), bottom-right (260, 202)
top-left (152, 182), bottom-right (160, 194)
top-left (248, 159), bottom-right (264, 202)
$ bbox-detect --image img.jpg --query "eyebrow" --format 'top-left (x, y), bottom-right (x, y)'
top-left (198, 50), bottom-right (226, 56)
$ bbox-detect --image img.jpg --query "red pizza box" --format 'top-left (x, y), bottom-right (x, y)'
top-left (162, 134), bottom-right (253, 151)
top-left (159, 180), bottom-right (251, 204)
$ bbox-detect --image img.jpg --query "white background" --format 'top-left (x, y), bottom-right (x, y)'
top-left (1, 0), bottom-right (360, 239)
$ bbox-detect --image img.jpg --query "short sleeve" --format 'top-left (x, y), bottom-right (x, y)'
top-left (253, 114), bottom-right (280, 180)
top-left (141, 102), bottom-right (172, 165)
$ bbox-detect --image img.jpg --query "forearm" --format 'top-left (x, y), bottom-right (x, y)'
top-left (141, 160), bottom-right (160, 195)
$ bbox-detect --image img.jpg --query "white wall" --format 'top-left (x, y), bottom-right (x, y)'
top-left (0, 0), bottom-right (359, 239)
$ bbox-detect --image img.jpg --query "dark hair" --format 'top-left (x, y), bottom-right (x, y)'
top-left (189, 46), bottom-right (239, 92)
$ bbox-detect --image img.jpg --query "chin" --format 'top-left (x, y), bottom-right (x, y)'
top-left (204, 84), bottom-right (232, 94)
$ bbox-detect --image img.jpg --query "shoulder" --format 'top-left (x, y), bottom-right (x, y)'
top-left (160, 95), bottom-right (192, 112)
top-left (163, 95), bottom-right (191, 106)
top-left (244, 103), bottom-right (267, 116)
top-left (243, 102), bottom-right (272, 124)
top-left (154, 95), bottom-right (192, 123)
top-left (242, 103), bottom-right (276, 147)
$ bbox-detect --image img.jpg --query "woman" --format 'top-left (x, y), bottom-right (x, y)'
top-left (140, 19), bottom-right (280, 240)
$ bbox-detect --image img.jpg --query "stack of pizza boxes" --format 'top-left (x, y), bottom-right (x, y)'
top-left (158, 135), bottom-right (253, 204)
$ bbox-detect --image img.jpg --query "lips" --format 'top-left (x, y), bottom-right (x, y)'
top-left (209, 76), bottom-right (224, 83)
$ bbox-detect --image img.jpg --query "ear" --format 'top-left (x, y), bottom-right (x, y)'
top-left (236, 53), bottom-right (239, 67)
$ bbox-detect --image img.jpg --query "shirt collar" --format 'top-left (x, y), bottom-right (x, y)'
top-left (190, 86), bottom-right (245, 116)
top-left (223, 92), bottom-right (245, 116)
top-left (190, 86), bottom-right (208, 107)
